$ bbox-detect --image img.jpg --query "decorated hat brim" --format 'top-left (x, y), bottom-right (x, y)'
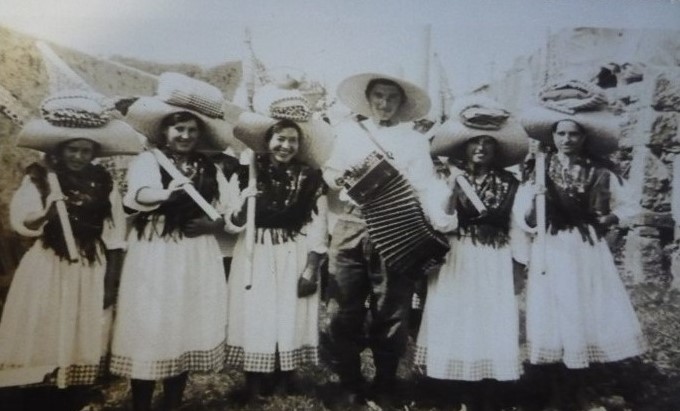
top-left (17, 118), bottom-right (146, 156)
top-left (430, 119), bottom-right (529, 168)
top-left (125, 97), bottom-right (239, 153)
top-left (233, 111), bottom-right (335, 169)
top-left (336, 73), bottom-right (431, 122)
top-left (520, 106), bottom-right (620, 156)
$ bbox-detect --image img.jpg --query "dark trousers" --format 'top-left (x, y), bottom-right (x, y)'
top-left (328, 229), bottom-right (415, 390)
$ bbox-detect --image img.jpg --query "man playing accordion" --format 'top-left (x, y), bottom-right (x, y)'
top-left (322, 73), bottom-right (456, 408)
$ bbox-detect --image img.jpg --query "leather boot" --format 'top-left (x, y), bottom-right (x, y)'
top-left (244, 372), bottom-right (266, 403)
top-left (131, 379), bottom-right (155, 411)
top-left (162, 372), bottom-right (188, 410)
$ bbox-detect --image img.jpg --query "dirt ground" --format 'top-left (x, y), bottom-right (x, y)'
top-left (1, 296), bottom-right (679, 411)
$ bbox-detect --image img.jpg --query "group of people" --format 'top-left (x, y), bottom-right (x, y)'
top-left (0, 69), bottom-right (647, 411)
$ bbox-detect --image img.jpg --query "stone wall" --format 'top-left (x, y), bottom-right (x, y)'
top-left (481, 27), bottom-right (680, 286)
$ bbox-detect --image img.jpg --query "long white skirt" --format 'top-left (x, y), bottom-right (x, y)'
top-left (110, 231), bottom-right (227, 380)
top-left (225, 228), bottom-right (318, 372)
top-left (526, 227), bottom-right (646, 368)
top-left (415, 236), bottom-right (521, 381)
top-left (0, 242), bottom-right (111, 387)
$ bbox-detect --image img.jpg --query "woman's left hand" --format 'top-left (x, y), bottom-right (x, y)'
top-left (597, 213), bottom-right (619, 228)
top-left (184, 216), bottom-right (225, 238)
top-left (297, 270), bottom-right (318, 298)
top-left (297, 251), bottom-right (326, 298)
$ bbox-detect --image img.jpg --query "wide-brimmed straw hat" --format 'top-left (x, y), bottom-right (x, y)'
top-left (429, 95), bottom-right (529, 168)
top-left (336, 72), bottom-right (431, 122)
top-left (17, 90), bottom-right (145, 156)
top-left (233, 84), bottom-right (334, 168)
top-left (520, 79), bottom-right (620, 156)
top-left (124, 72), bottom-right (239, 152)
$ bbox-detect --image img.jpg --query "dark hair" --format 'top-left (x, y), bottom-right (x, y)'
top-left (548, 119), bottom-right (587, 152)
top-left (47, 138), bottom-right (101, 168)
top-left (550, 119), bottom-right (586, 135)
top-left (157, 111), bottom-right (206, 147)
top-left (364, 78), bottom-right (406, 103)
top-left (264, 119), bottom-right (303, 143)
top-left (550, 119), bottom-right (621, 179)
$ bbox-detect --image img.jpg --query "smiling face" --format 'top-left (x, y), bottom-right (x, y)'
top-left (464, 135), bottom-right (497, 166)
top-left (366, 83), bottom-right (404, 123)
top-left (552, 120), bottom-right (586, 156)
top-left (268, 126), bottom-right (300, 164)
top-left (60, 139), bottom-right (97, 171)
top-left (164, 118), bottom-right (200, 154)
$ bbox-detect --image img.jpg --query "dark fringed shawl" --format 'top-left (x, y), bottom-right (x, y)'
top-left (453, 168), bottom-right (518, 248)
top-left (132, 150), bottom-right (219, 239)
top-left (240, 155), bottom-right (325, 244)
top-left (27, 162), bottom-right (113, 265)
top-left (544, 153), bottom-right (617, 244)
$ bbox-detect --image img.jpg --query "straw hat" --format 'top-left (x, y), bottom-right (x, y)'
top-left (233, 84), bottom-right (334, 168)
top-left (429, 95), bottom-right (529, 168)
top-left (336, 72), bottom-right (431, 122)
top-left (520, 80), bottom-right (620, 156)
top-left (17, 90), bottom-right (145, 156)
top-left (124, 72), bottom-right (239, 152)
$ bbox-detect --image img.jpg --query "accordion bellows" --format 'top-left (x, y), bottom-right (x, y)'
top-left (343, 152), bottom-right (450, 276)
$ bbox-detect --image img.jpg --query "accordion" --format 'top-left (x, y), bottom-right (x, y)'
top-left (343, 151), bottom-right (450, 276)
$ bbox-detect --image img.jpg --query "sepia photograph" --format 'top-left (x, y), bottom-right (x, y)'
top-left (0, 0), bottom-right (679, 410)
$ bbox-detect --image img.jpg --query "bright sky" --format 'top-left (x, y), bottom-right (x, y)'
top-left (1, 0), bottom-right (678, 96)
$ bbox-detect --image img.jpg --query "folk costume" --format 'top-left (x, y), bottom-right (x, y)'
top-left (110, 73), bottom-right (240, 384)
top-left (322, 73), bottom-right (454, 396)
top-left (0, 92), bottom-right (142, 387)
top-left (515, 81), bottom-right (646, 369)
top-left (414, 97), bottom-right (529, 382)
top-left (224, 86), bottom-right (331, 376)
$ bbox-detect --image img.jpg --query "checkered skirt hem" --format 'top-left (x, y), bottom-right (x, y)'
top-left (528, 333), bottom-right (647, 368)
top-left (412, 345), bottom-right (521, 381)
top-left (110, 341), bottom-right (225, 379)
top-left (0, 357), bottom-right (106, 387)
top-left (225, 345), bottom-right (319, 372)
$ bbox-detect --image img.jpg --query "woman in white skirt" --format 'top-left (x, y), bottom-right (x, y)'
top-left (224, 85), bottom-right (332, 401)
top-left (515, 80), bottom-right (646, 410)
top-left (110, 73), bottom-right (241, 411)
top-left (0, 92), bottom-right (141, 406)
top-left (414, 96), bottom-right (528, 411)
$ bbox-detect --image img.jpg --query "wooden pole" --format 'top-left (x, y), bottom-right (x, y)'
top-left (454, 174), bottom-right (487, 214)
top-left (150, 149), bottom-right (221, 220)
top-left (243, 149), bottom-right (257, 290)
top-left (46, 172), bottom-right (79, 262)
top-left (535, 150), bottom-right (547, 275)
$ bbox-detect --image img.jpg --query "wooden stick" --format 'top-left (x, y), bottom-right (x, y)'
top-left (535, 151), bottom-right (547, 275)
top-left (46, 172), bottom-right (79, 262)
top-left (150, 148), bottom-right (221, 220)
top-left (244, 150), bottom-right (257, 290)
top-left (454, 174), bottom-right (487, 214)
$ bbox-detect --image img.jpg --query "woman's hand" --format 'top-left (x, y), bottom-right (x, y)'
top-left (297, 251), bottom-right (325, 298)
top-left (297, 274), bottom-right (318, 298)
top-left (23, 192), bottom-right (64, 230)
top-left (230, 186), bottom-right (259, 227)
top-left (184, 216), bottom-right (225, 238)
top-left (597, 213), bottom-right (619, 228)
top-left (163, 177), bottom-right (192, 201)
top-left (136, 177), bottom-right (192, 206)
top-left (239, 186), bottom-right (259, 205)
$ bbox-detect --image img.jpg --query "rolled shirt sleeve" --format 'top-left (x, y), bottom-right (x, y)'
top-left (10, 176), bottom-right (46, 237)
top-left (123, 151), bottom-right (163, 213)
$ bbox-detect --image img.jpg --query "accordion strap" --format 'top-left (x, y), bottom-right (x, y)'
top-left (356, 120), bottom-right (394, 160)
